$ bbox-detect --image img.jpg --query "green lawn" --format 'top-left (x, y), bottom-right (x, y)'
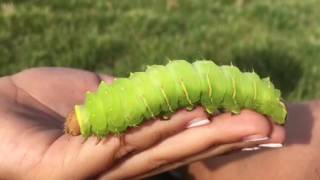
top-left (1, 0), bottom-right (320, 101)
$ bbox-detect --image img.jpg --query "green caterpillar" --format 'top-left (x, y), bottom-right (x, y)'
top-left (67, 60), bottom-right (287, 137)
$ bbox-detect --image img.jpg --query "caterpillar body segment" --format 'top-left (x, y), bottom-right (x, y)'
top-left (66, 60), bottom-right (287, 137)
top-left (193, 61), bottom-right (223, 114)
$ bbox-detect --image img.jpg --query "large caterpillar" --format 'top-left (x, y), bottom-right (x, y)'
top-left (65, 60), bottom-right (287, 137)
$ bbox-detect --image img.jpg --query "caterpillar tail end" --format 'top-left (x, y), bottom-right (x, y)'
top-left (64, 110), bottom-right (81, 136)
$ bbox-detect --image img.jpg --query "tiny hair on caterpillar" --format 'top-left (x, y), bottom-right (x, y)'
top-left (65, 60), bottom-right (287, 137)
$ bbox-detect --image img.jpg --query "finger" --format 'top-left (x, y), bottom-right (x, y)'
top-left (97, 73), bottom-right (114, 85)
top-left (257, 123), bottom-right (286, 148)
top-left (271, 124), bottom-right (286, 143)
top-left (51, 107), bottom-right (208, 179)
top-left (112, 107), bottom-right (209, 160)
top-left (136, 121), bottom-right (286, 179)
top-left (100, 110), bottom-right (273, 180)
top-left (78, 107), bottom-right (208, 169)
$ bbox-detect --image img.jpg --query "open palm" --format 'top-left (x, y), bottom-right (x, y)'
top-left (0, 68), bottom-right (285, 180)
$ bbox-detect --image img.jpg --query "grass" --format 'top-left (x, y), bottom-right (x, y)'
top-left (0, 0), bottom-right (320, 101)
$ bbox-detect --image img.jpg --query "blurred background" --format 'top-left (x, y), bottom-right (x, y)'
top-left (0, 0), bottom-right (319, 102)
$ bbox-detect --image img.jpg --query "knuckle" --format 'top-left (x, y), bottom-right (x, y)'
top-left (115, 136), bottom-right (136, 160)
top-left (148, 156), bottom-right (169, 170)
top-left (147, 127), bottom-right (167, 146)
top-left (241, 110), bottom-right (271, 135)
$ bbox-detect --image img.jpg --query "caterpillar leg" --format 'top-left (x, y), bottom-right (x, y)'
top-left (204, 105), bottom-right (217, 115)
top-left (160, 111), bottom-right (175, 120)
top-left (186, 105), bottom-right (195, 111)
top-left (231, 108), bottom-right (241, 115)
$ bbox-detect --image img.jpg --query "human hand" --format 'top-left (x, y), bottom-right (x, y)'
top-left (188, 101), bottom-right (317, 180)
top-left (0, 67), bottom-right (284, 180)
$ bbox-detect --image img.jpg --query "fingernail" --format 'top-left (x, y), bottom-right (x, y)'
top-left (242, 136), bottom-right (270, 142)
top-left (241, 147), bottom-right (261, 151)
top-left (187, 119), bottom-right (210, 128)
top-left (259, 143), bottom-right (283, 148)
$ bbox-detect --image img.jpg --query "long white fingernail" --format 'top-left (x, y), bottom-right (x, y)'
top-left (243, 136), bottom-right (270, 142)
top-left (259, 143), bottom-right (283, 148)
top-left (187, 119), bottom-right (210, 128)
top-left (241, 147), bottom-right (261, 151)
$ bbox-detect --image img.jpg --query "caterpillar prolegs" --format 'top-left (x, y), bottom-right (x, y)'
top-left (65, 60), bottom-right (287, 137)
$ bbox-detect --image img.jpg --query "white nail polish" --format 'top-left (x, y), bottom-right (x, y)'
top-left (241, 147), bottom-right (261, 151)
top-left (243, 137), bottom-right (269, 142)
top-left (187, 119), bottom-right (210, 128)
top-left (259, 143), bottom-right (283, 148)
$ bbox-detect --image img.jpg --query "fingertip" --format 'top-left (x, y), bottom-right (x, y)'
top-left (270, 124), bottom-right (286, 144)
top-left (97, 74), bottom-right (115, 85)
top-left (210, 109), bottom-right (272, 140)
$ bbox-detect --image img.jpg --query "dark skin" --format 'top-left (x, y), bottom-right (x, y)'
top-left (188, 101), bottom-right (319, 180)
top-left (0, 68), bottom-right (284, 180)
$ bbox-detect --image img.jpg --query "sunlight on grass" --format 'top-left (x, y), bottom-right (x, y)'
top-left (0, 0), bottom-right (319, 101)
